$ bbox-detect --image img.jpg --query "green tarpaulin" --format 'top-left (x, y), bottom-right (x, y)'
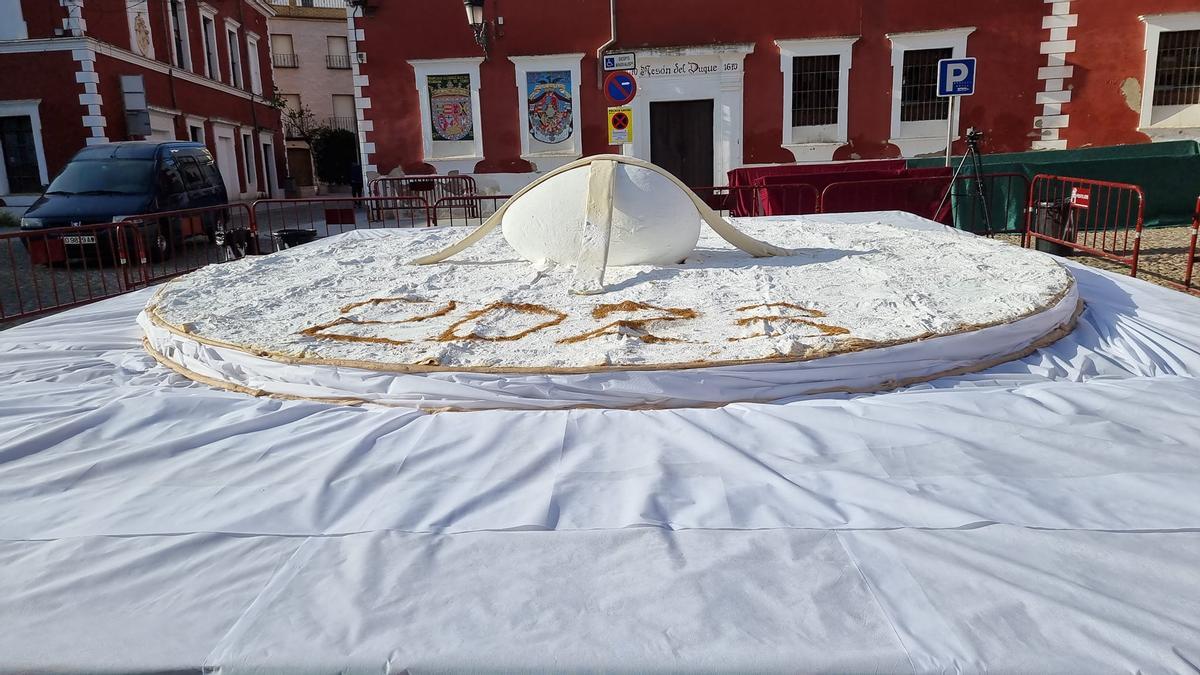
top-left (909, 140), bottom-right (1200, 232)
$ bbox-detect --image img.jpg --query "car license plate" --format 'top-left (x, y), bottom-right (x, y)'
top-left (61, 235), bottom-right (97, 245)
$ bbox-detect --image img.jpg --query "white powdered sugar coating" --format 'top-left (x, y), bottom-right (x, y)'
top-left (150, 218), bottom-right (1073, 370)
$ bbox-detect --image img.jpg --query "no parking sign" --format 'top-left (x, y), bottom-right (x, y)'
top-left (607, 107), bottom-right (632, 144)
top-left (604, 70), bottom-right (637, 107)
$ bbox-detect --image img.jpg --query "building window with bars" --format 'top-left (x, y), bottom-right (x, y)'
top-left (1152, 29), bottom-right (1200, 107)
top-left (778, 37), bottom-right (857, 158)
top-left (900, 47), bottom-right (952, 122)
top-left (791, 55), bottom-right (839, 128)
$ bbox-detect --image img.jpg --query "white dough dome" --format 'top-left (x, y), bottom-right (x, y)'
top-left (501, 161), bottom-right (702, 266)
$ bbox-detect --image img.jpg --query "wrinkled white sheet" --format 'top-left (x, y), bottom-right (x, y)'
top-left (2, 213), bottom-right (1200, 673)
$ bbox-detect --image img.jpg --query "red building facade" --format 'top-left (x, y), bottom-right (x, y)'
top-left (347, 0), bottom-right (1200, 190)
top-left (0, 0), bottom-right (285, 210)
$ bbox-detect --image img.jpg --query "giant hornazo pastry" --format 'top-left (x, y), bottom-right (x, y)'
top-left (140, 216), bottom-right (1079, 410)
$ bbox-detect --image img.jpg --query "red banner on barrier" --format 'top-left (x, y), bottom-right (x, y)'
top-left (1070, 187), bottom-right (1090, 209)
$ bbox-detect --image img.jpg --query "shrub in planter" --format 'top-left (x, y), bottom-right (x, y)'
top-left (309, 127), bottom-right (358, 186)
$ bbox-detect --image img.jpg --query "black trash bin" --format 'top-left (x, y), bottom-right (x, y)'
top-left (1032, 199), bottom-right (1075, 257)
top-left (273, 228), bottom-right (319, 251)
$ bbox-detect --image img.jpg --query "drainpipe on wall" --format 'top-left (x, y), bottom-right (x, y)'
top-left (159, 0), bottom-right (179, 113)
top-left (596, 0), bottom-right (616, 88)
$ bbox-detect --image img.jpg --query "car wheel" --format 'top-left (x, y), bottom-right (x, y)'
top-left (147, 226), bottom-right (172, 263)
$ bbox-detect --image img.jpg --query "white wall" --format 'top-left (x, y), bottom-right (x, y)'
top-left (0, 0), bottom-right (28, 40)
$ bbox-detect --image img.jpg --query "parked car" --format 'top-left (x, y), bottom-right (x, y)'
top-left (19, 141), bottom-right (229, 263)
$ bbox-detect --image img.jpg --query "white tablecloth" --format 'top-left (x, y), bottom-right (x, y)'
top-left (2, 213), bottom-right (1199, 673)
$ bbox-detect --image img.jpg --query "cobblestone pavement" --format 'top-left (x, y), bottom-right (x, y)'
top-left (993, 225), bottom-right (1199, 295)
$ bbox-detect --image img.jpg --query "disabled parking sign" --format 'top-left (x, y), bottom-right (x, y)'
top-left (937, 57), bottom-right (976, 97)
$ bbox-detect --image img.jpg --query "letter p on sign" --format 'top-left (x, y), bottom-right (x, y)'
top-left (937, 57), bottom-right (976, 97)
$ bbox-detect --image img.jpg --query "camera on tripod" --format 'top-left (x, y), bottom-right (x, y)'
top-left (936, 126), bottom-right (994, 235)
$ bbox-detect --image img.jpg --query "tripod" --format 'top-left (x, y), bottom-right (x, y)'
top-left (936, 128), bottom-right (993, 235)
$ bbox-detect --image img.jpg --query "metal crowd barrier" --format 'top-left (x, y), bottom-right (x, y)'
top-left (117, 203), bottom-right (255, 285)
top-left (368, 176), bottom-right (476, 223)
top-left (432, 195), bottom-right (511, 228)
top-left (0, 222), bottom-right (139, 322)
top-left (752, 182), bottom-right (822, 216)
top-left (368, 175), bottom-right (477, 204)
top-left (2, 175), bottom-right (1193, 325)
top-left (1187, 196), bottom-right (1200, 292)
top-left (692, 186), bottom-right (744, 218)
top-left (821, 175), bottom-right (956, 223)
top-left (1022, 174), bottom-right (1146, 276)
top-left (253, 196), bottom-right (431, 252)
top-left (691, 185), bottom-right (811, 218)
top-left (1159, 196), bottom-right (1200, 296)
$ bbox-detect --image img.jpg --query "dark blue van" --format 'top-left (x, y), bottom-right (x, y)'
top-left (19, 141), bottom-right (229, 261)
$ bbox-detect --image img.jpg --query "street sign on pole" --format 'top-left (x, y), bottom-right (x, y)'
top-left (604, 70), bottom-right (637, 107)
top-left (607, 106), bottom-right (632, 145)
top-left (937, 57), bottom-right (976, 97)
top-left (602, 52), bottom-right (636, 72)
top-left (937, 57), bottom-right (977, 167)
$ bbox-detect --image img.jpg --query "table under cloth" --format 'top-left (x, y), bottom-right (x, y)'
top-left (2, 212), bottom-right (1199, 673)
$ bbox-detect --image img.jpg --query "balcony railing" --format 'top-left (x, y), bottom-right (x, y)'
top-left (326, 116), bottom-right (357, 132)
top-left (326, 53), bottom-right (351, 69)
top-left (272, 53), bottom-right (299, 68)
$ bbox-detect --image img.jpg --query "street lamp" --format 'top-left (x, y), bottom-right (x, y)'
top-left (462, 0), bottom-right (488, 56)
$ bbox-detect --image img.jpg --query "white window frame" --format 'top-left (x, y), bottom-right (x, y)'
top-left (258, 130), bottom-right (278, 198)
top-left (245, 32), bottom-right (263, 95)
top-left (199, 3), bottom-right (219, 80)
top-left (186, 115), bottom-right (206, 144)
top-left (165, 0), bottom-right (192, 71)
top-left (327, 34), bottom-right (349, 60)
top-left (0, 100), bottom-right (50, 197)
top-left (408, 57), bottom-right (484, 171)
top-left (0, 1), bottom-right (28, 40)
top-left (240, 129), bottom-right (256, 190)
top-left (225, 19), bottom-right (243, 89)
top-left (776, 37), bottom-right (858, 162)
top-left (508, 53), bottom-right (584, 168)
top-left (887, 27), bottom-right (974, 157)
top-left (1139, 13), bottom-right (1200, 133)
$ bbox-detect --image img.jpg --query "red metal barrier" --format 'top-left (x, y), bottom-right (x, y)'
top-left (820, 175), bottom-right (955, 221)
top-left (752, 182), bottom-right (821, 216)
top-left (691, 186), bottom-right (766, 218)
top-left (0, 222), bottom-right (140, 322)
top-left (368, 175), bottom-right (477, 201)
top-left (1186, 197), bottom-right (1200, 291)
top-left (252, 196), bottom-right (431, 251)
top-left (432, 195), bottom-right (511, 228)
top-left (368, 176), bottom-right (476, 223)
top-left (1158, 196), bottom-right (1200, 295)
top-left (1023, 174), bottom-right (1145, 276)
top-left (118, 202), bottom-right (255, 285)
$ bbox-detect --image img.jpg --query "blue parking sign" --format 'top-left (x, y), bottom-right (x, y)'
top-left (937, 57), bottom-right (976, 97)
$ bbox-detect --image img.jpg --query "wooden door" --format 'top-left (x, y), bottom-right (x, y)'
top-left (287, 148), bottom-right (314, 187)
top-left (649, 99), bottom-right (714, 188)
